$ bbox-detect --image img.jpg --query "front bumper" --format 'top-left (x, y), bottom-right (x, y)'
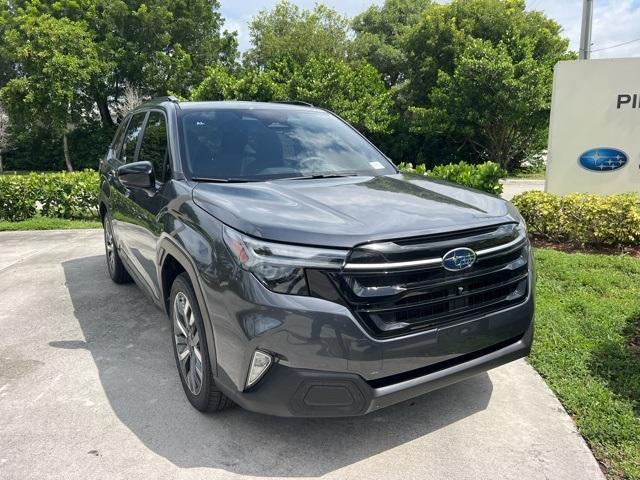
top-left (217, 319), bottom-right (532, 417)
top-left (204, 262), bottom-right (535, 417)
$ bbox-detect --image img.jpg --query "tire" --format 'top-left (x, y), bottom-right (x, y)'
top-left (103, 214), bottom-right (132, 284)
top-left (170, 273), bottom-right (233, 412)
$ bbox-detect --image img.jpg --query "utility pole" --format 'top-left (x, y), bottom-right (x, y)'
top-left (579, 0), bottom-right (594, 59)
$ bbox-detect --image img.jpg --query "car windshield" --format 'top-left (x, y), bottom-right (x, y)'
top-left (178, 107), bottom-right (396, 181)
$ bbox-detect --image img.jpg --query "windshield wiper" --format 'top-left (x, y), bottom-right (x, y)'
top-left (278, 173), bottom-right (359, 181)
top-left (192, 177), bottom-right (258, 183)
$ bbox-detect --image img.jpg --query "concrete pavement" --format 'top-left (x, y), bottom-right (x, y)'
top-left (0, 230), bottom-right (604, 480)
top-left (501, 179), bottom-right (545, 201)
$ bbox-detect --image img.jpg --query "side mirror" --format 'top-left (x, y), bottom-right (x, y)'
top-left (117, 161), bottom-right (155, 189)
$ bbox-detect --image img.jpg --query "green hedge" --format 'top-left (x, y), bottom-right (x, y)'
top-left (397, 161), bottom-right (506, 195)
top-left (0, 171), bottom-right (99, 221)
top-left (512, 190), bottom-right (640, 247)
top-left (3, 122), bottom-right (116, 171)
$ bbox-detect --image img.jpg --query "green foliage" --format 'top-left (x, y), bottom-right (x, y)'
top-left (0, 0), bottom-right (237, 170)
top-left (3, 122), bottom-right (115, 171)
top-left (0, 170), bottom-right (99, 221)
top-left (290, 57), bottom-right (395, 134)
top-left (245, 1), bottom-right (351, 68)
top-left (532, 248), bottom-right (640, 479)
top-left (397, 160), bottom-right (506, 194)
top-left (512, 191), bottom-right (640, 247)
top-left (10, 0), bottom-right (239, 110)
top-left (192, 56), bottom-right (396, 135)
top-left (0, 0), bottom-right (573, 173)
top-left (400, 0), bottom-right (573, 170)
top-left (3, 126), bottom-right (62, 171)
top-left (67, 123), bottom-right (117, 170)
top-left (352, 0), bottom-right (431, 87)
top-left (0, 1), bottom-right (14, 89)
top-left (0, 10), bottom-right (109, 138)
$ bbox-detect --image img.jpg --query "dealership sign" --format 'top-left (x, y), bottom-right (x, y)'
top-left (546, 59), bottom-right (640, 195)
top-left (617, 94), bottom-right (640, 109)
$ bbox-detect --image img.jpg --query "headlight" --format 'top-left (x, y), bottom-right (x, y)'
top-left (222, 226), bottom-right (348, 295)
top-left (507, 202), bottom-right (527, 229)
top-left (517, 220), bottom-right (528, 239)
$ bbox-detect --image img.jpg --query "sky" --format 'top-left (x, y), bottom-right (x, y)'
top-left (219, 0), bottom-right (640, 59)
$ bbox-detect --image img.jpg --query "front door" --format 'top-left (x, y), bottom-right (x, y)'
top-left (108, 110), bottom-right (147, 270)
top-left (117, 110), bottom-right (172, 300)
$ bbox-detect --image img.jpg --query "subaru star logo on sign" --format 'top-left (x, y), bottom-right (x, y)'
top-left (578, 148), bottom-right (628, 172)
top-left (442, 248), bottom-right (476, 272)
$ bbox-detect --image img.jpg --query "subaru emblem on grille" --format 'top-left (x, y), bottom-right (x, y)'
top-left (442, 247), bottom-right (477, 272)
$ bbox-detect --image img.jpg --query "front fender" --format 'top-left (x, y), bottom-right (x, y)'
top-left (158, 221), bottom-right (222, 378)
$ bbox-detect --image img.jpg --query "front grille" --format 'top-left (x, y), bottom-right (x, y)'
top-left (310, 223), bottom-right (530, 339)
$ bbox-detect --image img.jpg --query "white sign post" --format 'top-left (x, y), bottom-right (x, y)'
top-left (546, 58), bottom-right (640, 195)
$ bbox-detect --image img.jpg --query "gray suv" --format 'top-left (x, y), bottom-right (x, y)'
top-left (99, 98), bottom-right (534, 417)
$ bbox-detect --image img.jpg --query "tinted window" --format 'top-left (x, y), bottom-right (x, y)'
top-left (111, 119), bottom-right (129, 158)
top-left (179, 108), bottom-right (394, 180)
top-left (120, 112), bottom-right (146, 163)
top-left (138, 112), bottom-right (169, 182)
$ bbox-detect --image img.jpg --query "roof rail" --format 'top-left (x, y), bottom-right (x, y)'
top-left (143, 96), bottom-right (181, 105)
top-left (136, 96), bottom-right (182, 110)
top-left (154, 95), bottom-right (180, 103)
top-left (271, 100), bottom-right (314, 107)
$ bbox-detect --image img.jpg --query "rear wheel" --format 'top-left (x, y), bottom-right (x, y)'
top-left (103, 214), bottom-right (132, 284)
top-left (170, 273), bottom-right (232, 412)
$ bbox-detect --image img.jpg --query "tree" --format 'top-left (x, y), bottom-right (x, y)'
top-left (245, 1), bottom-right (352, 68)
top-left (352, 0), bottom-right (431, 87)
top-left (289, 57), bottom-right (395, 134)
top-left (4, 0), bottom-right (238, 126)
top-left (401, 0), bottom-right (572, 169)
top-left (0, 1), bottom-right (15, 90)
top-left (116, 83), bottom-right (146, 121)
top-left (412, 39), bottom-right (552, 170)
top-left (0, 11), bottom-right (110, 171)
top-left (192, 57), bottom-right (396, 135)
top-left (0, 103), bottom-right (8, 173)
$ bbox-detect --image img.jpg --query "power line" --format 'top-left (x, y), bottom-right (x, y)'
top-left (590, 37), bottom-right (640, 53)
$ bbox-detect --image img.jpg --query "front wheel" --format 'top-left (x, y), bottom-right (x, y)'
top-left (170, 273), bottom-right (233, 412)
top-left (103, 215), bottom-right (132, 284)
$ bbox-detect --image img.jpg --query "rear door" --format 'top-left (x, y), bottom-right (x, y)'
top-left (117, 110), bottom-right (172, 299)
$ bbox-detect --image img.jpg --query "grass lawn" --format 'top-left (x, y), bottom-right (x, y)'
top-left (0, 217), bottom-right (101, 231)
top-left (533, 248), bottom-right (640, 479)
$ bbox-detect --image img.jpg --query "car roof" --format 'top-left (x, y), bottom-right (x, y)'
top-left (138, 98), bottom-right (321, 113)
top-left (179, 101), bottom-right (317, 111)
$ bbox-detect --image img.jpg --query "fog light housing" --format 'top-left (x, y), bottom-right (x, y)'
top-left (246, 350), bottom-right (273, 388)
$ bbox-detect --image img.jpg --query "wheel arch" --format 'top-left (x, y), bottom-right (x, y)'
top-left (99, 201), bottom-right (108, 223)
top-left (159, 236), bottom-right (218, 377)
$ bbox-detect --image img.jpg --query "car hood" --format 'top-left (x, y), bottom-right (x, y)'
top-left (192, 173), bottom-right (517, 248)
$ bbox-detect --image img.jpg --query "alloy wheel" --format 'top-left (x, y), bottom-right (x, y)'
top-left (104, 220), bottom-right (116, 273)
top-left (173, 292), bottom-right (203, 395)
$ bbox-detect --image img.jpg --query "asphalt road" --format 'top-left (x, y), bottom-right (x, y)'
top-left (0, 230), bottom-right (604, 480)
